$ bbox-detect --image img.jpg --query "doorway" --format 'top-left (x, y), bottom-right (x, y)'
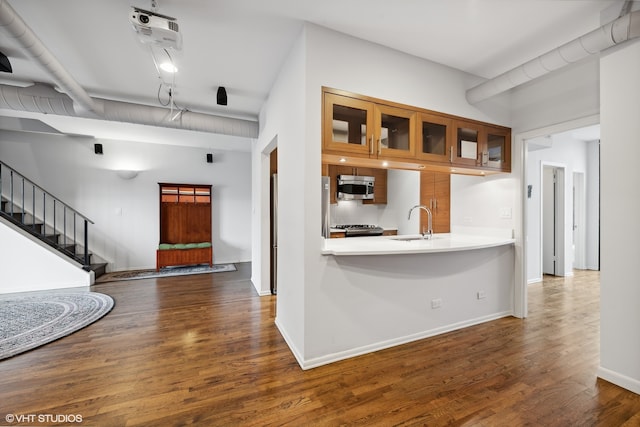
top-left (542, 164), bottom-right (565, 276)
top-left (269, 147), bottom-right (278, 295)
top-left (517, 117), bottom-right (601, 318)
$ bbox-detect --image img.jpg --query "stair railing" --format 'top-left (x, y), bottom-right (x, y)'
top-left (0, 160), bottom-right (95, 269)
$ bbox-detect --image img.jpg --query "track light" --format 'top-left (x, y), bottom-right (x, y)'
top-left (216, 86), bottom-right (227, 106)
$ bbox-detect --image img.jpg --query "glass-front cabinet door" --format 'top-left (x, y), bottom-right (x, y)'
top-left (375, 104), bottom-right (416, 158)
top-left (483, 126), bottom-right (511, 171)
top-left (416, 112), bottom-right (453, 163)
top-left (454, 121), bottom-right (482, 167)
top-left (323, 92), bottom-right (375, 155)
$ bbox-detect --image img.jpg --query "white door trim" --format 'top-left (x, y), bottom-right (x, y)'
top-left (514, 114), bottom-right (599, 319)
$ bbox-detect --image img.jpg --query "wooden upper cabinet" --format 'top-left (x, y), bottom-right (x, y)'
top-left (484, 125), bottom-right (511, 171)
top-left (322, 87), bottom-right (512, 174)
top-left (375, 104), bottom-right (416, 159)
top-left (452, 120), bottom-right (512, 172)
top-left (416, 112), bottom-right (453, 163)
top-left (323, 92), bottom-right (375, 155)
top-left (453, 120), bottom-right (483, 167)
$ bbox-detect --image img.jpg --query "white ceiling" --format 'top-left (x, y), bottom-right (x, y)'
top-left (1, 0), bottom-right (625, 146)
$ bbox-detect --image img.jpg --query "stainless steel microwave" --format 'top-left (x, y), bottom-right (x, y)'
top-left (337, 175), bottom-right (375, 200)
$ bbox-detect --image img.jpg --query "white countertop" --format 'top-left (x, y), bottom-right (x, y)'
top-left (322, 233), bottom-right (515, 256)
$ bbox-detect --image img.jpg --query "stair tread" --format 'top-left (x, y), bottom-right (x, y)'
top-left (1, 194), bottom-right (107, 277)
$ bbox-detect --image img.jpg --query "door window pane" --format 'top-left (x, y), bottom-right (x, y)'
top-left (333, 104), bottom-right (367, 145)
top-left (380, 114), bottom-right (410, 150)
top-left (457, 127), bottom-right (478, 160)
top-left (422, 122), bottom-right (446, 155)
top-left (487, 133), bottom-right (505, 162)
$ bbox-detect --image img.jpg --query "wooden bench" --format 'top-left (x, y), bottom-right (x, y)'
top-left (156, 244), bottom-right (213, 271)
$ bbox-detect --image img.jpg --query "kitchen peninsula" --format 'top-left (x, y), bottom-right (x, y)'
top-left (301, 86), bottom-right (516, 369)
top-left (312, 231), bottom-right (515, 368)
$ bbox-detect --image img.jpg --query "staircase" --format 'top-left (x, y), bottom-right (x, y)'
top-left (0, 161), bottom-right (107, 278)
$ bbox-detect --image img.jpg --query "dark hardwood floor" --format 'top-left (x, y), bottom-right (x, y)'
top-left (1, 265), bottom-right (638, 426)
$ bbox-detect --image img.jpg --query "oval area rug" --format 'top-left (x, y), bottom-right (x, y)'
top-left (0, 291), bottom-right (114, 360)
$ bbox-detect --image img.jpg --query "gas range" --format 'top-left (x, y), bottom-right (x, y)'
top-left (334, 224), bottom-right (384, 237)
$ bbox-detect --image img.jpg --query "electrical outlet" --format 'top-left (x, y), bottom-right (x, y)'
top-left (499, 207), bottom-right (512, 219)
top-left (431, 298), bottom-right (442, 309)
top-left (477, 291), bottom-right (486, 300)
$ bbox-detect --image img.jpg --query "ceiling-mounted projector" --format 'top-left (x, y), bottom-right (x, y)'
top-left (129, 7), bottom-right (182, 50)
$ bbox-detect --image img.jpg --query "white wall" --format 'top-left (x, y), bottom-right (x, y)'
top-left (256, 24), bottom-right (516, 366)
top-left (525, 134), bottom-right (594, 282)
top-left (585, 139), bottom-right (600, 270)
top-left (450, 173), bottom-right (516, 235)
top-left (0, 130), bottom-right (252, 272)
top-left (382, 169), bottom-right (420, 235)
top-left (0, 219), bottom-right (91, 293)
top-left (253, 27), bottom-right (308, 354)
top-left (511, 59), bottom-right (600, 133)
top-left (598, 40), bottom-right (640, 394)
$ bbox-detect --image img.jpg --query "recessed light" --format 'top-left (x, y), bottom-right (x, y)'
top-left (339, 158), bottom-right (347, 163)
top-left (159, 62), bottom-right (178, 73)
top-left (382, 161), bottom-right (389, 167)
top-left (418, 165), bottom-right (425, 169)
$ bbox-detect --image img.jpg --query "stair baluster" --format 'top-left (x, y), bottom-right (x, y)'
top-left (0, 160), bottom-right (105, 276)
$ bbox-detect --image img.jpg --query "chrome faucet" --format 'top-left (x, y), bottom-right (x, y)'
top-left (408, 205), bottom-right (433, 239)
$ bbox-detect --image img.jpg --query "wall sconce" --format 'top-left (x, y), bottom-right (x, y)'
top-left (116, 170), bottom-right (139, 180)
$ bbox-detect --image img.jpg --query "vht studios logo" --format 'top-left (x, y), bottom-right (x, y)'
top-left (5, 413), bottom-right (84, 423)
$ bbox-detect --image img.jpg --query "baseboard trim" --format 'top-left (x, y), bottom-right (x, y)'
top-left (597, 366), bottom-right (640, 395)
top-left (274, 317), bottom-right (305, 368)
top-left (528, 277), bottom-right (542, 285)
top-left (297, 311), bottom-right (513, 370)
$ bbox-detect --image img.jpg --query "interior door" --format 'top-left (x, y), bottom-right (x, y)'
top-left (572, 171), bottom-right (586, 269)
top-left (270, 148), bottom-right (278, 295)
top-left (542, 167), bottom-right (556, 275)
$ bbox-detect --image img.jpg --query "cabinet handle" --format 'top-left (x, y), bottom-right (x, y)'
top-left (434, 198), bottom-right (437, 211)
top-left (429, 199), bottom-right (433, 210)
top-left (449, 146), bottom-right (453, 163)
top-left (369, 134), bottom-right (374, 155)
top-left (378, 138), bottom-right (382, 156)
top-left (483, 152), bottom-right (488, 165)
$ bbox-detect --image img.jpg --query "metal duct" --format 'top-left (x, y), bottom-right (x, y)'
top-left (0, 0), bottom-right (101, 115)
top-left (0, 0), bottom-right (258, 139)
top-left (0, 83), bottom-right (75, 115)
top-left (94, 98), bottom-right (258, 138)
top-left (0, 84), bottom-right (259, 138)
top-left (466, 9), bottom-right (640, 104)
